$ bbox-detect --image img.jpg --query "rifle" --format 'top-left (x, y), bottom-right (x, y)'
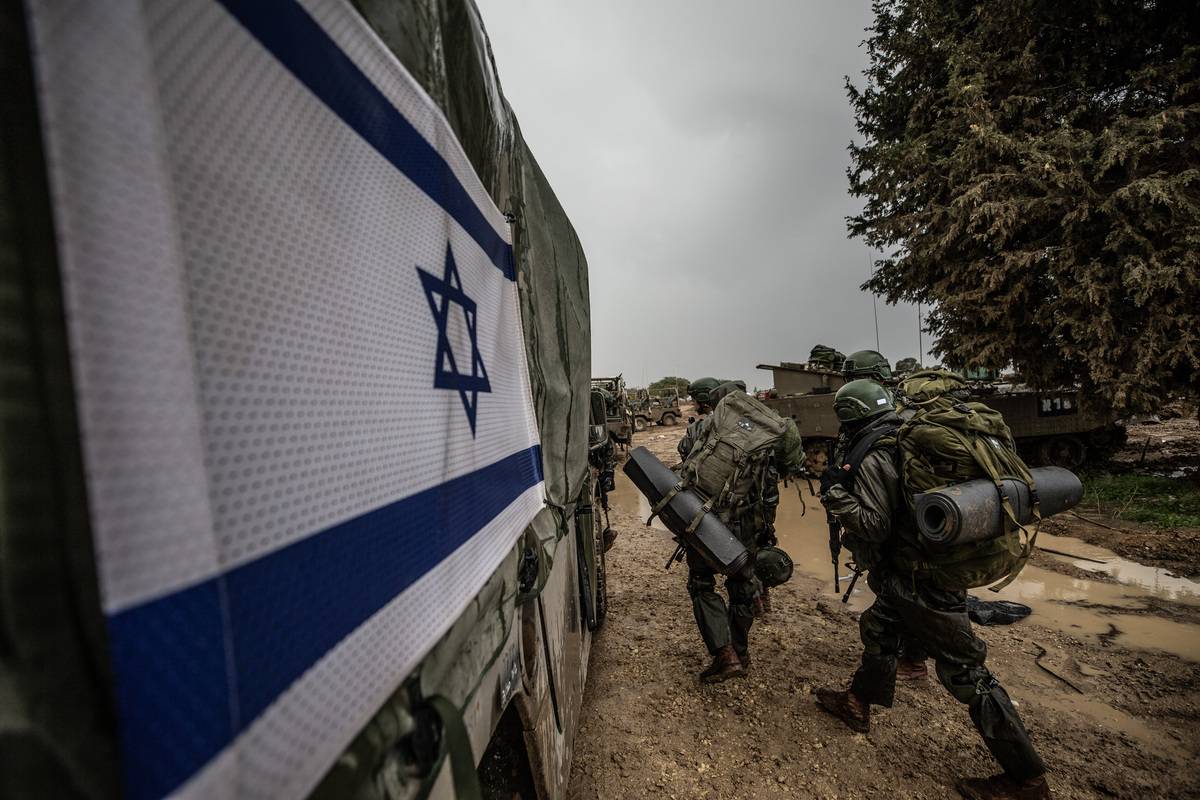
top-left (841, 564), bottom-right (862, 604)
top-left (827, 509), bottom-right (863, 603)
top-left (664, 539), bottom-right (686, 570)
top-left (826, 511), bottom-right (841, 590)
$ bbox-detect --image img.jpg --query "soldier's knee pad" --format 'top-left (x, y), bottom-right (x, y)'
top-left (937, 663), bottom-right (997, 704)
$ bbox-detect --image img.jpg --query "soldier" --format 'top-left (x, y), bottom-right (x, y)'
top-left (841, 349), bottom-right (893, 383)
top-left (815, 380), bottom-right (1049, 800)
top-left (677, 382), bottom-right (803, 682)
top-left (837, 351), bottom-right (930, 680)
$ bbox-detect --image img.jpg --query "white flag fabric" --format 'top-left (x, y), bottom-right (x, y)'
top-left (27, 0), bottom-right (545, 797)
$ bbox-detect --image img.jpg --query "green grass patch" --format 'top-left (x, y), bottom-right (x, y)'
top-left (1079, 472), bottom-right (1200, 528)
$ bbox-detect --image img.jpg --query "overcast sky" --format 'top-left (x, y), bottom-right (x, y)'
top-left (475, 0), bottom-right (929, 390)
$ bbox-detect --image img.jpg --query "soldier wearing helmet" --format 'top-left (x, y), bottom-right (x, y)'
top-left (841, 349), bottom-right (893, 383)
top-left (675, 381), bottom-right (803, 682)
top-left (833, 353), bottom-right (931, 679)
top-left (814, 379), bottom-right (1049, 800)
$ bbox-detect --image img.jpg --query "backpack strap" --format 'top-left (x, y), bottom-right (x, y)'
top-left (841, 421), bottom-right (900, 488)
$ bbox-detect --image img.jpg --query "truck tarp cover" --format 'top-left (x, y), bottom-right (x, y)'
top-left (0, 0), bottom-right (589, 797)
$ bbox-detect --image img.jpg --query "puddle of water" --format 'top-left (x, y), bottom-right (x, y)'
top-left (1036, 531), bottom-right (1200, 604)
top-left (609, 470), bottom-right (670, 532)
top-left (771, 484), bottom-right (1200, 661)
top-left (1028, 689), bottom-right (1179, 754)
top-left (773, 480), bottom-right (876, 612)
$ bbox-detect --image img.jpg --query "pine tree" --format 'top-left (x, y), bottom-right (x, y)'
top-left (847, 0), bottom-right (1199, 413)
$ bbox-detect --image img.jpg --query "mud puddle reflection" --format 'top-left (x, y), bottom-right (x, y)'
top-left (609, 470), bottom-right (670, 532)
top-left (772, 484), bottom-right (1200, 662)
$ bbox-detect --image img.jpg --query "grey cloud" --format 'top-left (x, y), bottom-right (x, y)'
top-left (477, 0), bottom-right (928, 389)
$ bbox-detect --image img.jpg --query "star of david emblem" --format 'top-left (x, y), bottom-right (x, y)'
top-left (417, 245), bottom-right (491, 435)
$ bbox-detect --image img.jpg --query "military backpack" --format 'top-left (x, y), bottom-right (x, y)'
top-left (653, 390), bottom-right (789, 532)
top-left (894, 371), bottom-right (1040, 591)
top-left (808, 344), bottom-right (846, 370)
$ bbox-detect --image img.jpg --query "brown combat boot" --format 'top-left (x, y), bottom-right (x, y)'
top-left (956, 774), bottom-right (1051, 800)
top-left (699, 645), bottom-right (744, 683)
top-left (896, 657), bottom-right (929, 681)
top-left (814, 687), bottom-right (870, 734)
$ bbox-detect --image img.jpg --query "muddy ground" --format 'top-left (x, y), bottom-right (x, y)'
top-left (567, 424), bottom-right (1200, 800)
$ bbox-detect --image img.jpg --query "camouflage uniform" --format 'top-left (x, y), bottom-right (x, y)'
top-left (831, 407), bottom-right (929, 667)
top-left (823, 414), bottom-right (1045, 782)
top-left (677, 416), bottom-right (802, 660)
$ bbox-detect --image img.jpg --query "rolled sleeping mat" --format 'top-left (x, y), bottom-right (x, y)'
top-left (622, 447), bottom-right (751, 576)
top-left (914, 466), bottom-right (1083, 547)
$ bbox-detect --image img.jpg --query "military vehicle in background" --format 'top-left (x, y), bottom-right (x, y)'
top-left (592, 375), bottom-right (635, 445)
top-left (759, 348), bottom-right (1126, 473)
top-left (2, 3), bottom-right (609, 799)
top-left (630, 387), bottom-right (681, 430)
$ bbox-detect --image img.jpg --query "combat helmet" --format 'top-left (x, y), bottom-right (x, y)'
top-left (842, 350), bottom-right (892, 382)
top-left (833, 379), bottom-right (894, 425)
top-left (709, 380), bottom-right (747, 405)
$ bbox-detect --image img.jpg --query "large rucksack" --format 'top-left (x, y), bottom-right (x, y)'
top-left (894, 371), bottom-right (1040, 591)
top-left (808, 344), bottom-right (846, 370)
top-left (653, 390), bottom-right (788, 532)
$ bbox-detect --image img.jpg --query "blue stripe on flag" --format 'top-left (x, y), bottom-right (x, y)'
top-left (215, 0), bottom-right (516, 280)
top-left (109, 445), bottom-right (543, 800)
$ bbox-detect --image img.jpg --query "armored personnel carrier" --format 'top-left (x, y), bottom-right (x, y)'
top-left (758, 356), bottom-right (1125, 472)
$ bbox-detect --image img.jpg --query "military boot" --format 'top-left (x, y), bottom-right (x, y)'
top-left (956, 774), bottom-right (1050, 799)
top-left (896, 658), bottom-right (929, 681)
top-left (699, 645), bottom-right (744, 683)
top-left (814, 687), bottom-right (870, 733)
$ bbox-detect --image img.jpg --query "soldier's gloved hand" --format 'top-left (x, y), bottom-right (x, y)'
top-left (819, 464), bottom-right (849, 496)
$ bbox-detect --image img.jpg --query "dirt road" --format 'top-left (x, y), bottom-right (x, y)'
top-left (567, 427), bottom-right (1200, 799)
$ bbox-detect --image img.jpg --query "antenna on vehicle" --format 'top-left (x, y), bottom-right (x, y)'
top-left (868, 251), bottom-right (880, 351)
top-left (918, 302), bottom-right (924, 366)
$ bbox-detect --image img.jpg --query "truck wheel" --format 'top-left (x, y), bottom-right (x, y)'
top-left (1039, 435), bottom-right (1087, 470)
top-left (591, 498), bottom-right (608, 629)
top-left (634, 416), bottom-right (647, 432)
top-left (660, 413), bottom-right (676, 426)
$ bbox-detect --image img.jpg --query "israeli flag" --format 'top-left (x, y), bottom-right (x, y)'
top-left (26, 0), bottom-right (545, 797)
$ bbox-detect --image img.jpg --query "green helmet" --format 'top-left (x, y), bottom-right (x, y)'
top-left (710, 380), bottom-right (746, 404)
top-left (834, 379), bottom-right (894, 424)
top-left (842, 350), bottom-right (892, 381)
top-left (754, 546), bottom-right (794, 588)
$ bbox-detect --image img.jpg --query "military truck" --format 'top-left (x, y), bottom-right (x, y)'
top-left (630, 387), bottom-right (681, 430)
top-left (592, 375), bottom-right (635, 445)
top-left (758, 360), bottom-right (1125, 472)
top-left (1, 3), bottom-right (608, 799)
